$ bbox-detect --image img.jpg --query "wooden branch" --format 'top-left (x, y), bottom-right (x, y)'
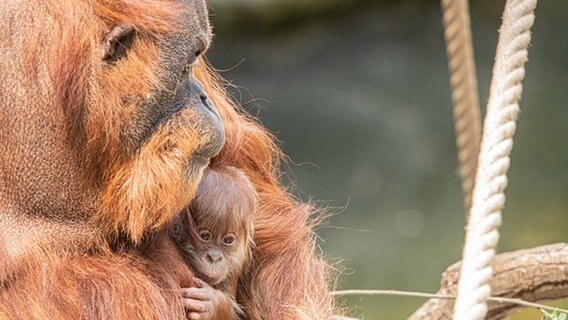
top-left (408, 243), bottom-right (568, 320)
top-left (333, 290), bottom-right (568, 314)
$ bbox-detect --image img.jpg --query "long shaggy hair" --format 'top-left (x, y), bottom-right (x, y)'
top-left (196, 65), bottom-right (334, 319)
top-left (0, 0), bottom-right (334, 319)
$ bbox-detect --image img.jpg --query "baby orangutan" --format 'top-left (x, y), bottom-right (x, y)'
top-left (174, 166), bottom-right (256, 320)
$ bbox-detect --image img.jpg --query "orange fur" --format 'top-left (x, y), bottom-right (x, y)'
top-left (190, 166), bottom-right (256, 246)
top-left (98, 109), bottom-right (207, 241)
top-left (0, 236), bottom-right (191, 320)
top-left (0, 1), bottom-right (334, 319)
top-left (178, 167), bottom-right (256, 320)
top-left (197, 64), bottom-right (335, 319)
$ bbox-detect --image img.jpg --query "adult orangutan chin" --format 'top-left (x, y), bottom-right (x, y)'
top-left (0, 0), bottom-right (333, 319)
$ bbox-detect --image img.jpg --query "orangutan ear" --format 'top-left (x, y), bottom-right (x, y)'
top-left (102, 24), bottom-right (135, 63)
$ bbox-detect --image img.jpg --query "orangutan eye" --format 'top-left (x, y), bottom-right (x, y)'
top-left (222, 234), bottom-right (236, 246)
top-left (199, 230), bottom-right (212, 242)
top-left (183, 63), bottom-right (194, 75)
top-left (184, 50), bottom-right (201, 74)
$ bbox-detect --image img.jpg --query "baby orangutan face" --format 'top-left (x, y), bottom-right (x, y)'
top-left (175, 167), bottom-right (256, 319)
top-left (177, 166), bottom-right (256, 287)
top-left (190, 223), bottom-right (247, 286)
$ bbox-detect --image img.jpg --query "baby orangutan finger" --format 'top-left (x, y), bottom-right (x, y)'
top-left (188, 312), bottom-right (202, 320)
top-left (192, 277), bottom-right (209, 288)
top-left (183, 298), bottom-right (210, 313)
top-left (180, 287), bottom-right (210, 301)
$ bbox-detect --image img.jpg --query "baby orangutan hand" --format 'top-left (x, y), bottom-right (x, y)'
top-left (181, 277), bottom-right (229, 320)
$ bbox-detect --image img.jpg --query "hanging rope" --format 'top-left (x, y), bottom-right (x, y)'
top-left (452, 1), bottom-right (537, 319)
top-left (441, 0), bottom-right (482, 211)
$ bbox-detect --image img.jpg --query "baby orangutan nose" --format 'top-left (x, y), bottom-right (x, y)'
top-left (207, 248), bottom-right (223, 263)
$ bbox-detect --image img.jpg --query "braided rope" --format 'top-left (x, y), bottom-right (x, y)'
top-left (452, 1), bottom-right (537, 319)
top-left (441, 0), bottom-right (482, 211)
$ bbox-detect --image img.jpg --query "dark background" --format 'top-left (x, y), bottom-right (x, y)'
top-left (206, 1), bottom-right (568, 318)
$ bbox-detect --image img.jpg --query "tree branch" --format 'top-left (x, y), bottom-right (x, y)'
top-left (408, 243), bottom-right (568, 320)
top-left (332, 290), bottom-right (568, 314)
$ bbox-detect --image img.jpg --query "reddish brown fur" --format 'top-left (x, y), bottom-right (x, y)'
top-left (0, 236), bottom-right (192, 320)
top-left (44, 0), bottom-right (198, 240)
top-left (177, 167), bottom-right (256, 320)
top-left (189, 166), bottom-right (256, 246)
top-left (177, 167), bottom-right (256, 283)
top-left (0, 1), bottom-right (334, 319)
top-left (196, 65), bottom-right (335, 319)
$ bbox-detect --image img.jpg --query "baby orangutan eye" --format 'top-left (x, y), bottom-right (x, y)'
top-left (199, 230), bottom-right (212, 242)
top-left (222, 234), bottom-right (236, 246)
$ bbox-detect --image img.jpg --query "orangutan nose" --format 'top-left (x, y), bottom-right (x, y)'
top-left (207, 248), bottom-right (223, 263)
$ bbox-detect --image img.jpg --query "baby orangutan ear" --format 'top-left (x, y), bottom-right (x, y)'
top-left (102, 23), bottom-right (136, 63)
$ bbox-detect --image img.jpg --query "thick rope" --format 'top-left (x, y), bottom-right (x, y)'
top-left (452, 1), bottom-right (537, 319)
top-left (441, 0), bottom-right (482, 211)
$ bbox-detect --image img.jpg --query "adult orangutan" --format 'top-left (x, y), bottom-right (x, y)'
top-left (0, 0), bottom-right (333, 319)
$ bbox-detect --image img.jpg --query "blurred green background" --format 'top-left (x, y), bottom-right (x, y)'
top-left (206, 0), bottom-right (568, 318)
